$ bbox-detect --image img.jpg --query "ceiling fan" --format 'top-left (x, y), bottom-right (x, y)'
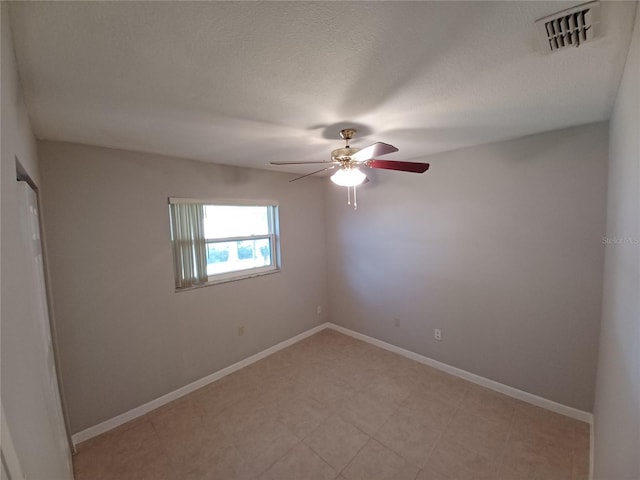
top-left (270, 129), bottom-right (430, 209)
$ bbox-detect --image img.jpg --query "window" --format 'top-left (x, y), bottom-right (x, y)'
top-left (203, 204), bottom-right (278, 278)
top-left (169, 199), bottom-right (279, 289)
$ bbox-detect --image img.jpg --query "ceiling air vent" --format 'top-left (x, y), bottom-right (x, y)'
top-left (535, 1), bottom-right (601, 54)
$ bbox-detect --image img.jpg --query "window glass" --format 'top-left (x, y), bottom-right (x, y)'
top-left (203, 206), bottom-right (270, 238)
top-left (205, 237), bottom-right (272, 276)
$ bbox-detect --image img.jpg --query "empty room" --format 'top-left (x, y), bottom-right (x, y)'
top-left (1, 1), bottom-right (638, 480)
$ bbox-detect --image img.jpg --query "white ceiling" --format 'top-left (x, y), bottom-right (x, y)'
top-left (8, 1), bottom-right (638, 174)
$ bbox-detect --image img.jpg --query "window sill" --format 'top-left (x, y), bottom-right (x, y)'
top-left (174, 268), bottom-right (280, 292)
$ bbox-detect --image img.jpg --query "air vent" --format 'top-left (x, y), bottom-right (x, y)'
top-left (535, 1), bottom-right (601, 54)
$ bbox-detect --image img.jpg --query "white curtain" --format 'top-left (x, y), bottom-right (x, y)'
top-left (169, 203), bottom-right (208, 289)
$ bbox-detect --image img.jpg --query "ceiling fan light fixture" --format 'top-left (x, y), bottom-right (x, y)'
top-left (330, 168), bottom-right (366, 187)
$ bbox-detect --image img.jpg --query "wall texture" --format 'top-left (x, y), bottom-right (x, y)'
top-left (1, 5), bottom-right (72, 478)
top-left (38, 141), bottom-right (329, 434)
top-left (326, 123), bottom-right (608, 412)
top-left (593, 6), bottom-right (639, 479)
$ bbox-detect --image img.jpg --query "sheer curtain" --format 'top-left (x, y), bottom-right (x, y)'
top-left (169, 202), bottom-right (208, 289)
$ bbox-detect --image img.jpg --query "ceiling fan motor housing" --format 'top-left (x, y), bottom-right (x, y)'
top-left (331, 147), bottom-right (360, 163)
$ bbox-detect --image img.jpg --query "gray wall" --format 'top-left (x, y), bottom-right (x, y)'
top-left (326, 123), bottom-right (608, 412)
top-left (38, 141), bottom-right (329, 434)
top-left (1, 5), bottom-right (72, 478)
top-left (593, 6), bottom-right (639, 479)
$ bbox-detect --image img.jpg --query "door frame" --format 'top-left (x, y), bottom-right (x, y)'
top-left (1, 403), bottom-right (26, 480)
top-left (16, 165), bottom-right (74, 458)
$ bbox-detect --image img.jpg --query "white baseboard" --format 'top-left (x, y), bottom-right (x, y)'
top-left (327, 323), bottom-right (593, 424)
top-left (73, 320), bottom-right (593, 446)
top-left (71, 322), bottom-right (330, 446)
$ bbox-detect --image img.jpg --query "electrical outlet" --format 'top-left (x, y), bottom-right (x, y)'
top-left (238, 326), bottom-right (245, 336)
top-left (434, 328), bottom-right (442, 341)
top-left (317, 305), bottom-right (322, 315)
top-left (393, 317), bottom-right (400, 327)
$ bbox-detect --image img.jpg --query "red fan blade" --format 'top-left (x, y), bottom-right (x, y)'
top-left (271, 161), bottom-right (336, 165)
top-left (367, 160), bottom-right (430, 173)
top-left (351, 142), bottom-right (398, 162)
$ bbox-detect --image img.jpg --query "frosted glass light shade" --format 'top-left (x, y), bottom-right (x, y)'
top-left (331, 168), bottom-right (366, 186)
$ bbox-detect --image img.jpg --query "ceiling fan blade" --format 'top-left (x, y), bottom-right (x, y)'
top-left (351, 142), bottom-right (398, 162)
top-left (271, 161), bottom-right (337, 165)
top-left (289, 165), bottom-right (337, 182)
top-left (367, 160), bottom-right (430, 173)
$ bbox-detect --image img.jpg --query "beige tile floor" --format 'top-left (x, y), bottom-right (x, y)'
top-left (74, 329), bottom-right (590, 480)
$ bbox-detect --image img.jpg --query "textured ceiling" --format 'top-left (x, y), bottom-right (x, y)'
top-left (7, 1), bottom-right (638, 173)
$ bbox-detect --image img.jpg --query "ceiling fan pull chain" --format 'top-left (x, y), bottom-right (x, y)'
top-left (353, 185), bottom-right (358, 210)
top-left (347, 185), bottom-right (351, 206)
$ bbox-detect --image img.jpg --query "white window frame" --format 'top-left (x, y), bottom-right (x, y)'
top-left (169, 198), bottom-right (281, 288)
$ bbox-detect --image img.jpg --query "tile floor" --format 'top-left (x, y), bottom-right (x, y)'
top-left (73, 329), bottom-right (590, 480)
